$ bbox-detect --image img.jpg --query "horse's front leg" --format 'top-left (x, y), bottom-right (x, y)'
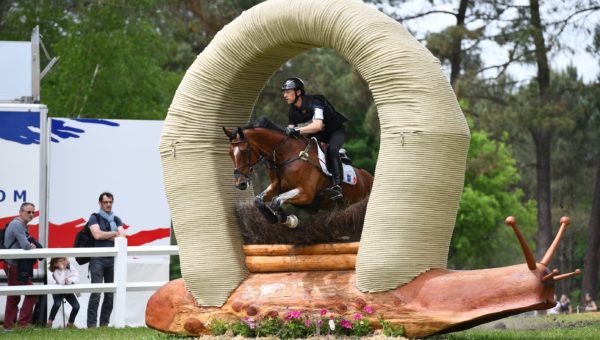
top-left (254, 186), bottom-right (280, 224)
top-left (269, 188), bottom-right (303, 229)
top-left (270, 188), bottom-right (302, 211)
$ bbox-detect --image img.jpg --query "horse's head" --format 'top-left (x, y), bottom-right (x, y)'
top-left (222, 126), bottom-right (261, 191)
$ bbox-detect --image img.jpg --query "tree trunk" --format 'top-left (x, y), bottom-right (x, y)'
top-left (449, 0), bottom-right (469, 87)
top-left (529, 0), bottom-right (553, 262)
top-left (582, 161), bottom-right (600, 304)
top-left (557, 232), bottom-right (573, 296)
top-left (529, 0), bottom-right (550, 95)
top-left (531, 129), bottom-right (553, 262)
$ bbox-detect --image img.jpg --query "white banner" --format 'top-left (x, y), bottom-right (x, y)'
top-left (47, 118), bottom-right (171, 327)
top-left (1, 112), bottom-right (171, 327)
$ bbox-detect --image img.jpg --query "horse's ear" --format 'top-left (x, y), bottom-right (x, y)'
top-left (222, 127), bottom-right (232, 139)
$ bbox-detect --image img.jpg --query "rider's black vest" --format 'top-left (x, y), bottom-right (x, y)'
top-left (288, 94), bottom-right (347, 142)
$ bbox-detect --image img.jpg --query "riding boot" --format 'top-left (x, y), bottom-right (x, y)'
top-left (329, 154), bottom-right (344, 200)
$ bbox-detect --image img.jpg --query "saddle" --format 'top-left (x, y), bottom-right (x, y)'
top-left (318, 141), bottom-right (353, 165)
top-left (312, 139), bottom-right (357, 186)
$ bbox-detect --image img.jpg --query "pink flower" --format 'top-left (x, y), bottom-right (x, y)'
top-left (285, 310), bottom-right (302, 320)
top-left (320, 309), bottom-right (328, 316)
top-left (317, 320), bottom-right (323, 326)
top-left (353, 313), bottom-right (363, 320)
top-left (364, 305), bottom-right (373, 314)
top-left (242, 317), bottom-right (256, 329)
top-left (305, 319), bottom-right (311, 327)
top-left (340, 319), bottom-right (353, 329)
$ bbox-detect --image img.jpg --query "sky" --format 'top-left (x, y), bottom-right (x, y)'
top-left (381, 0), bottom-right (600, 84)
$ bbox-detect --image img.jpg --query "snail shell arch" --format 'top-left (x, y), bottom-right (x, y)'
top-left (159, 0), bottom-right (470, 306)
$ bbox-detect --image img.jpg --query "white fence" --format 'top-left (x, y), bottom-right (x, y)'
top-left (0, 237), bottom-right (178, 328)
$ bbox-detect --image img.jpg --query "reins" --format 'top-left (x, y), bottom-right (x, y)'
top-left (230, 130), bottom-right (321, 187)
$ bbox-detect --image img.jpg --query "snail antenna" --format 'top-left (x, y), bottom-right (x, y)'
top-left (540, 217), bottom-right (570, 267)
top-left (505, 216), bottom-right (536, 270)
top-left (554, 269), bottom-right (581, 282)
top-left (542, 268), bottom-right (559, 282)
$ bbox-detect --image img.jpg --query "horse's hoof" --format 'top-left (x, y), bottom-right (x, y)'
top-left (284, 215), bottom-right (298, 229)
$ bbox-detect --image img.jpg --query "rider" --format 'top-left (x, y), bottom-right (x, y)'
top-left (281, 77), bottom-right (347, 200)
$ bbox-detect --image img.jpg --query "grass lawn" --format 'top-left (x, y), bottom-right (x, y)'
top-left (2, 312), bottom-right (599, 339)
top-left (437, 312), bottom-right (600, 340)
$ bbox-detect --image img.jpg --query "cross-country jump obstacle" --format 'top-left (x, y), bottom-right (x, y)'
top-left (147, 0), bottom-right (579, 337)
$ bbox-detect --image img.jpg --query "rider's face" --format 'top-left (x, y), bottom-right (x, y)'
top-left (282, 89), bottom-right (297, 104)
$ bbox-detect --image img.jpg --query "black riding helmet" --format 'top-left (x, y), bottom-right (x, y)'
top-left (281, 77), bottom-right (305, 94)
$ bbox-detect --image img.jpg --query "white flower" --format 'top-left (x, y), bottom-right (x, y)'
top-left (328, 319), bottom-right (336, 331)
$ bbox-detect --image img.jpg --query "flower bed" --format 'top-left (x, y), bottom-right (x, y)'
top-left (208, 306), bottom-right (405, 339)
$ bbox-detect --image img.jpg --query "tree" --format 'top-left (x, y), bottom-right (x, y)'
top-left (450, 119), bottom-right (536, 269)
top-left (581, 31), bottom-right (600, 301)
top-left (0, 0), bottom-right (182, 119)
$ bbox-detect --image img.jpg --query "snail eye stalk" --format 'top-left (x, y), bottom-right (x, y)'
top-left (505, 216), bottom-right (537, 270)
top-left (506, 215), bottom-right (581, 281)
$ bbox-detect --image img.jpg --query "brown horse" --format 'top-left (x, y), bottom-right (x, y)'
top-left (223, 117), bottom-right (373, 228)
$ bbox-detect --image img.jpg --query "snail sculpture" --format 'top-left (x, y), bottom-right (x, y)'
top-left (146, 216), bottom-right (579, 337)
top-left (151, 0), bottom-right (578, 337)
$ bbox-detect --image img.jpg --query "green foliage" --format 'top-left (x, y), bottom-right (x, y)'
top-left (207, 318), bottom-right (228, 336)
top-left (207, 307), bottom-right (383, 339)
top-left (379, 315), bottom-right (406, 337)
top-left (1, 0), bottom-right (182, 119)
top-left (255, 316), bottom-right (282, 337)
top-left (450, 119), bottom-right (537, 269)
top-left (278, 316), bottom-right (309, 339)
top-left (230, 318), bottom-right (256, 337)
top-left (351, 315), bottom-right (373, 336)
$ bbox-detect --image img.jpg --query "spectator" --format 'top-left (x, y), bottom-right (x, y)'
top-left (87, 192), bottom-right (125, 328)
top-left (547, 294), bottom-right (560, 315)
top-left (2, 202), bottom-right (41, 331)
top-left (583, 292), bottom-right (598, 312)
top-left (47, 257), bottom-right (80, 328)
top-left (559, 293), bottom-right (573, 314)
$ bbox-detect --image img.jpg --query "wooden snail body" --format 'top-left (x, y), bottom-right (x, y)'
top-left (146, 216), bottom-right (580, 337)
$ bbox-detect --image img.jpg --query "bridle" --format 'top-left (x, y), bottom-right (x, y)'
top-left (230, 139), bottom-right (264, 181)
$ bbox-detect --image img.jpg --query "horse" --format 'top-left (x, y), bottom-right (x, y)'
top-left (223, 117), bottom-right (374, 228)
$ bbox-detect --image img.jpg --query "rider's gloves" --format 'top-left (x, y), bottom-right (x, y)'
top-left (285, 127), bottom-right (299, 136)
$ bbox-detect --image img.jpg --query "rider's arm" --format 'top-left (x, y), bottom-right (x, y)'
top-left (296, 106), bottom-right (325, 134)
top-left (297, 119), bottom-right (323, 134)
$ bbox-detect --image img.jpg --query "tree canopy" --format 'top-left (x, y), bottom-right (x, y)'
top-left (2, 0), bottom-right (599, 301)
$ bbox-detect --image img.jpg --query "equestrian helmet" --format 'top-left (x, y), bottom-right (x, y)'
top-left (281, 77), bottom-right (305, 92)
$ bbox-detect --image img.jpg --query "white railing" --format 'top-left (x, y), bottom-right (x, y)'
top-left (0, 237), bottom-right (179, 328)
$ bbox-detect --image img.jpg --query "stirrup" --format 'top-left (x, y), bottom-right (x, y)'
top-left (329, 185), bottom-right (343, 200)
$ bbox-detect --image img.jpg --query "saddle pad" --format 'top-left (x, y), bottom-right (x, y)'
top-left (316, 142), bottom-right (358, 185)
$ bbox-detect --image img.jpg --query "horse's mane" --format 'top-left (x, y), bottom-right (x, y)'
top-left (244, 117), bottom-right (285, 134)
